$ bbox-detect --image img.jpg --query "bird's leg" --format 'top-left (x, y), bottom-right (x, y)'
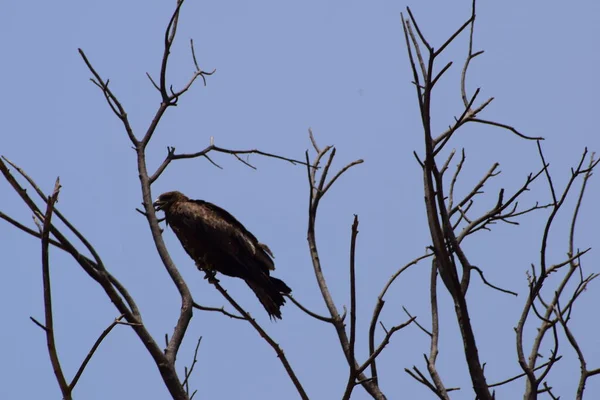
top-left (197, 265), bottom-right (219, 283)
top-left (202, 268), bottom-right (219, 284)
top-left (195, 259), bottom-right (219, 283)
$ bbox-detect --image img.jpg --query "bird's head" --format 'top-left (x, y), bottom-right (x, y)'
top-left (153, 191), bottom-right (188, 212)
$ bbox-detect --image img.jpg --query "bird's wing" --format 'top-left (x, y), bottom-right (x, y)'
top-left (181, 200), bottom-right (276, 272)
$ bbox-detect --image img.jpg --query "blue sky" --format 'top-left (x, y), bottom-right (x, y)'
top-left (1, 1), bottom-right (599, 399)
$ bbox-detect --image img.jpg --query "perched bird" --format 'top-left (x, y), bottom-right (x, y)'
top-left (153, 191), bottom-right (291, 319)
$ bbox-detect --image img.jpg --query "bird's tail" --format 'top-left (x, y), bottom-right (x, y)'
top-left (246, 276), bottom-right (291, 320)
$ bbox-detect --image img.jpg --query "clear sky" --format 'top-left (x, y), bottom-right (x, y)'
top-left (1, 1), bottom-right (599, 399)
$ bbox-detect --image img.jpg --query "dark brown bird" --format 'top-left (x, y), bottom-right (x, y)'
top-left (153, 191), bottom-right (291, 319)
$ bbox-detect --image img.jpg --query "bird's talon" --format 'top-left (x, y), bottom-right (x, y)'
top-left (203, 270), bottom-right (219, 284)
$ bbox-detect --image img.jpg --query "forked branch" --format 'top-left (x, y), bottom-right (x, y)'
top-left (404, 7), bottom-right (492, 398)
top-left (305, 133), bottom-right (385, 400)
top-left (150, 142), bottom-right (310, 184)
top-left (368, 253), bottom-right (431, 384)
top-left (516, 148), bottom-right (598, 399)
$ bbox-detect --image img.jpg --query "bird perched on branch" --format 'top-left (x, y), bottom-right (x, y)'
top-left (153, 191), bottom-right (291, 319)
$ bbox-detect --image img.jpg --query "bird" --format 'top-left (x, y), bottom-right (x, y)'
top-left (153, 191), bottom-right (291, 319)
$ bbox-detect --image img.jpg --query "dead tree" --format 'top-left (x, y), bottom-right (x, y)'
top-left (400, 2), bottom-right (599, 399)
top-left (0, 1), bottom-right (597, 399)
top-left (1, 1), bottom-right (309, 399)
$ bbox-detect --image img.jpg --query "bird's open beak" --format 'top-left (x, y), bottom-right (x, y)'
top-left (153, 199), bottom-right (164, 212)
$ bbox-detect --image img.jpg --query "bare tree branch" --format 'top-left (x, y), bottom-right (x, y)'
top-left (341, 216), bottom-right (360, 400)
top-left (489, 358), bottom-right (561, 388)
top-left (78, 49), bottom-right (138, 146)
top-left (357, 316), bottom-right (415, 376)
top-left (150, 143), bottom-right (309, 184)
top-left (447, 149), bottom-right (466, 211)
top-left (70, 315), bottom-right (125, 391)
top-left (286, 294), bottom-right (339, 324)
top-left (207, 277), bottom-right (309, 400)
top-left (158, 0), bottom-right (185, 102)
top-left (192, 302), bottom-right (244, 320)
top-left (305, 135), bottom-right (385, 399)
top-left (460, 0), bottom-right (481, 109)
top-left (468, 118), bottom-right (543, 141)
top-left (456, 167), bottom-right (546, 243)
top-left (5, 3), bottom-right (214, 397)
top-left (30, 316), bottom-right (48, 332)
top-left (426, 260), bottom-right (450, 399)
top-left (470, 265), bottom-right (518, 296)
top-left (2, 1), bottom-right (597, 399)
top-left (39, 179), bottom-right (71, 399)
top-left (517, 148), bottom-right (598, 400)
top-left (402, 307), bottom-right (432, 337)
top-left (405, 366), bottom-right (443, 399)
top-left (0, 211), bottom-right (67, 252)
top-left (403, 7), bottom-right (493, 397)
top-left (558, 152), bottom-right (597, 400)
top-left (2, 156), bottom-right (106, 270)
top-left (0, 158), bottom-right (187, 399)
top-left (368, 252), bottom-right (431, 383)
top-left (0, 204), bottom-right (141, 320)
top-left (449, 159), bottom-right (500, 219)
top-left (181, 336), bottom-right (202, 397)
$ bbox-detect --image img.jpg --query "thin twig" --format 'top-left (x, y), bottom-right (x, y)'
top-left (181, 336), bottom-right (202, 396)
top-left (0, 212), bottom-right (66, 251)
top-left (470, 265), bottom-right (518, 296)
top-left (30, 316), bottom-right (48, 332)
top-left (368, 253), bottom-right (431, 383)
top-left (433, 92), bottom-right (493, 150)
top-left (434, 15), bottom-right (474, 57)
top-left (440, 149), bottom-right (457, 177)
top-left (406, 8), bottom-right (432, 52)
top-left (405, 367), bottom-right (443, 398)
top-left (285, 294), bottom-right (338, 323)
top-left (461, 0), bottom-right (480, 108)
top-left (469, 118), bottom-right (543, 141)
top-left (447, 149), bottom-right (466, 211)
top-left (450, 161), bottom-right (500, 218)
top-left (322, 159), bottom-right (364, 196)
top-left (357, 316), bottom-right (415, 375)
top-left (192, 302), bottom-right (244, 320)
top-left (78, 50), bottom-right (138, 146)
top-left (308, 128), bottom-right (321, 153)
top-left (2, 156), bottom-right (106, 270)
top-left (159, 0), bottom-right (185, 101)
top-left (70, 315), bottom-right (125, 390)
top-left (489, 358), bottom-right (561, 388)
top-left (456, 167), bottom-right (546, 243)
top-left (403, 307), bottom-right (431, 337)
top-left (404, 11), bottom-right (428, 80)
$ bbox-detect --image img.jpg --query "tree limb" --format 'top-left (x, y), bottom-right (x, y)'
top-left (39, 179), bottom-right (71, 399)
top-left (207, 277), bottom-right (309, 400)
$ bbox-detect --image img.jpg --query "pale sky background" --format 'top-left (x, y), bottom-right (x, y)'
top-left (1, 1), bottom-right (599, 399)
